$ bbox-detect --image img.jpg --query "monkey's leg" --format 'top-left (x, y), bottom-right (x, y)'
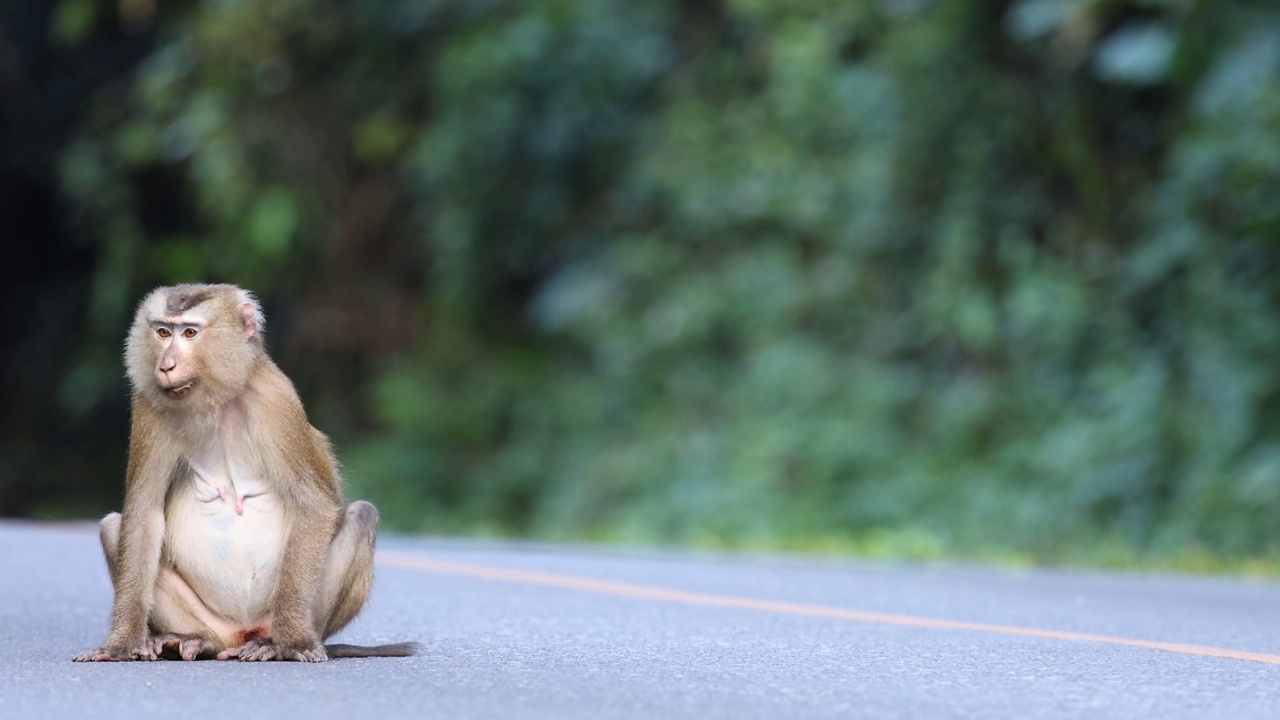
top-left (98, 512), bottom-right (123, 585)
top-left (146, 570), bottom-right (242, 660)
top-left (218, 501), bottom-right (378, 662)
top-left (98, 512), bottom-right (234, 660)
top-left (316, 500), bottom-right (379, 639)
top-left (148, 632), bottom-right (221, 661)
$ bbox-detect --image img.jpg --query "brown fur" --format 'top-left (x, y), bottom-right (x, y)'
top-left (74, 284), bottom-right (414, 662)
top-left (164, 286), bottom-right (215, 314)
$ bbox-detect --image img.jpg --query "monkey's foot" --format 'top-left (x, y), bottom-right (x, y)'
top-left (72, 644), bottom-right (157, 662)
top-left (217, 637), bottom-right (328, 662)
top-left (149, 633), bottom-right (220, 661)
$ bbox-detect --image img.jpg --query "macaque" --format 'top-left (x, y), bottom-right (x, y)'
top-left (74, 284), bottom-right (414, 662)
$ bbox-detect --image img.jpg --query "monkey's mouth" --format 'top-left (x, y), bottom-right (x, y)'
top-left (164, 380), bottom-right (199, 398)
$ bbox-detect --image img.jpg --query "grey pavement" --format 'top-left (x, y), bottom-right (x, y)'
top-left (1, 521), bottom-right (1278, 719)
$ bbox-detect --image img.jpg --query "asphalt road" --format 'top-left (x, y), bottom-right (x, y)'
top-left (2, 521), bottom-right (1279, 719)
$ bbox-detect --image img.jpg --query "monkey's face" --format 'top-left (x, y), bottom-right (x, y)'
top-left (149, 321), bottom-right (205, 399)
top-left (126, 284), bottom-right (262, 407)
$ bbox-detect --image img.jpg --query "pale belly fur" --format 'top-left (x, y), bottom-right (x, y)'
top-left (164, 451), bottom-right (284, 627)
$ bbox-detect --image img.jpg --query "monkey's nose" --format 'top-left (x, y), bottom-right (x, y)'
top-left (159, 356), bottom-right (177, 373)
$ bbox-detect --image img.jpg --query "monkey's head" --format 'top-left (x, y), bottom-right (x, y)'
top-left (126, 284), bottom-right (265, 408)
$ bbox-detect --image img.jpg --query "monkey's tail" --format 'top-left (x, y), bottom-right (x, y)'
top-left (325, 642), bottom-right (420, 658)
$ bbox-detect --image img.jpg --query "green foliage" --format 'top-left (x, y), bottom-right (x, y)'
top-left (34, 0), bottom-right (1280, 563)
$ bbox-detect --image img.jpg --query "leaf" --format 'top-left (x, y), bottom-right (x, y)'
top-left (1094, 22), bottom-right (1176, 85)
top-left (247, 189), bottom-right (298, 258)
top-left (51, 0), bottom-right (98, 46)
top-left (1004, 0), bottom-right (1075, 43)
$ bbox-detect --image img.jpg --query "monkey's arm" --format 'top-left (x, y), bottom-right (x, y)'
top-left (264, 493), bottom-right (337, 661)
top-left (79, 405), bottom-right (175, 661)
top-left (255, 435), bottom-right (343, 663)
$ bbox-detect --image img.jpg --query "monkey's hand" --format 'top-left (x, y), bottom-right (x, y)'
top-left (217, 637), bottom-right (328, 662)
top-left (72, 643), bottom-right (159, 662)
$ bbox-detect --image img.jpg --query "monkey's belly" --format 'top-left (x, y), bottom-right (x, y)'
top-left (164, 489), bottom-right (285, 626)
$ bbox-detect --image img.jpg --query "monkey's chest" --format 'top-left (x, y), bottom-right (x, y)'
top-left (164, 466), bottom-right (285, 624)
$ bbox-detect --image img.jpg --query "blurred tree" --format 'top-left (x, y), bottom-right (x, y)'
top-left (0, 0), bottom-right (155, 515)
top-left (4, 0), bottom-right (1280, 565)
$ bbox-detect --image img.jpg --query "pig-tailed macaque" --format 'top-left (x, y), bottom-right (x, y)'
top-left (74, 284), bottom-right (415, 662)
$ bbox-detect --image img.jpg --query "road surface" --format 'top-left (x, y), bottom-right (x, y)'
top-left (1, 520), bottom-right (1278, 718)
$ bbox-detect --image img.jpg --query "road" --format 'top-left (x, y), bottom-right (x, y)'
top-left (1, 521), bottom-right (1278, 719)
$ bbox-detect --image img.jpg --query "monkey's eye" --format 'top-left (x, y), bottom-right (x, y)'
top-left (182, 327), bottom-right (199, 340)
top-left (156, 327), bottom-right (171, 339)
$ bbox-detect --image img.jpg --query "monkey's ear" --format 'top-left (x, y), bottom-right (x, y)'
top-left (238, 301), bottom-right (260, 339)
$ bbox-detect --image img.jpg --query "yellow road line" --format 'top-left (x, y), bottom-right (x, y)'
top-left (376, 551), bottom-right (1280, 666)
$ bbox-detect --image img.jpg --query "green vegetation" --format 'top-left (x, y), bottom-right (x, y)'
top-left (6, 0), bottom-right (1280, 568)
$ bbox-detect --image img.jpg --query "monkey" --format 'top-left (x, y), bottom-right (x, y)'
top-left (73, 283), bottom-right (416, 662)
